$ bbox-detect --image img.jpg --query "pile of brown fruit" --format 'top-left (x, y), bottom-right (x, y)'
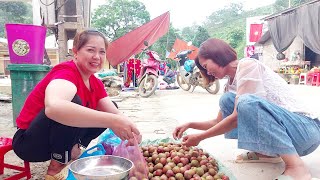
top-left (130, 142), bottom-right (230, 180)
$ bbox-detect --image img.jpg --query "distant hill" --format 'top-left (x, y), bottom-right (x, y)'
top-left (204, 4), bottom-right (275, 58)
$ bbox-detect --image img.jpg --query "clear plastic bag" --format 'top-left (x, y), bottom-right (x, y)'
top-left (98, 128), bottom-right (122, 146)
top-left (113, 135), bottom-right (148, 179)
top-left (98, 128), bottom-right (122, 155)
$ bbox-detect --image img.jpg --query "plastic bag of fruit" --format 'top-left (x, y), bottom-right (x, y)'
top-left (113, 135), bottom-right (149, 179)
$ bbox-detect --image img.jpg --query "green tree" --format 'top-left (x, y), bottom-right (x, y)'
top-left (205, 3), bottom-right (244, 32)
top-left (151, 24), bottom-right (181, 60)
top-left (203, 2), bottom-right (275, 59)
top-left (91, 0), bottom-right (150, 41)
top-left (227, 28), bottom-right (245, 49)
top-left (180, 25), bottom-right (210, 47)
top-left (193, 26), bottom-right (210, 47)
top-left (203, 3), bottom-right (246, 58)
top-left (0, 2), bottom-right (32, 37)
top-left (227, 28), bottom-right (246, 58)
top-left (181, 25), bottom-right (197, 43)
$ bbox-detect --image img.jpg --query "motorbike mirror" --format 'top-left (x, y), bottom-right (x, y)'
top-left (143, 41), bottom-right (149, 46)
top-left (187, 41), bottom-right (192, 46)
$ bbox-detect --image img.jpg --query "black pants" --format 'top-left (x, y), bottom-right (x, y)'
top-left (12, 95), bottom-right (105, 164)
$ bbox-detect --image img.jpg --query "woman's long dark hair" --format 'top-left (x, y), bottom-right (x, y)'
top-left (195, 38), bottom-right (237, 84)
top-left (195, 56), bottom-right (215, 85)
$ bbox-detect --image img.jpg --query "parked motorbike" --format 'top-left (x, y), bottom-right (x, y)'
top-left (176, 50), bottom-right (220, 94)
top-left (137, 41), bottom-right (163, 98)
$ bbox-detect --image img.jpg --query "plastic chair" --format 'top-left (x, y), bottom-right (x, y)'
top-left (298, 73), bottom-right (307, 85)
top-left (0, 137), bottom-right (31, 180)
top-left (306, 72), bottom-right (314, 86)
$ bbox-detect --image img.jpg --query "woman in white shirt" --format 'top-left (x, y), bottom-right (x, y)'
top-left (173, 38), bottom-right (320, 180)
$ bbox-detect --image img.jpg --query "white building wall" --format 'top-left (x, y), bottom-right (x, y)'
top-left (259, 36), bottom-right (304, 71)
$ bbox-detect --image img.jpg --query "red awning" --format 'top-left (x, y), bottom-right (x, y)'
top-left (168, 38), bottom-right (199, 60)
top-left (106, 12), bottom-right (170, 66)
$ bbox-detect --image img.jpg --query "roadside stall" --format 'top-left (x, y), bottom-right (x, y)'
top-left (257, 0), bottom-right (320, 84)
top-left (123, 58), bottom-right (142, 87)
top-left (106, 12), bottom-right (170, 90)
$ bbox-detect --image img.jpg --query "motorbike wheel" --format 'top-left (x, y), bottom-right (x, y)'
top-left (138, 74), bottom-right (158, 98)
top-left (177, 74), bottom-right (191, 91)
top-left (205, 80), bottom-right (220, 94)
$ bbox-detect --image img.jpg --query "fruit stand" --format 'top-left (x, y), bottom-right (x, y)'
top-left (67, 131), bottom-right (236, 180)
top-left (277, 60), bottom-right (310, 84)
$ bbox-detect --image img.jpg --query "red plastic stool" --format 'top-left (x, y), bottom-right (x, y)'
top-left (311, 72), bottom-right (320, 86)
top-left (0, 137), bottom-right (31, 180)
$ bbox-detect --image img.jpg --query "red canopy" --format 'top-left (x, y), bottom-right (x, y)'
top-left (168, 38), bottom-right (199, 60)
top-left (106, 12), bottom-right (170, 66)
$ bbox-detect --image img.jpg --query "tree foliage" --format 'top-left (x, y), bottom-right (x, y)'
top-left (202, 2), bottom-right (276, 58)
top-left (202, 0), bottom-right (312, 59)
top-left (180, 25), bottom-right (210, 47)
top-left (193, 26), bottom-right (210, 47)
top-left (150, 24), bottom-right (181, 60)
top-left (90, 0), bottom-right (314, 60)
top-left (0, 2), bottom-right (32, 37)
top-left (91, 0), bottom-right (150, 41)
top-left (274, 0), bottom-right (312, 11)
top-left (205, 3), bottom-right (244, 31)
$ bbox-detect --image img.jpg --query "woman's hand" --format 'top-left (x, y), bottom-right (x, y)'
top-left (111, 115), bottom-right (140, 141)
top-left (181, 134), bottom-right (202, 147)
top-left (173, 123), bottom-right (190, 140)
top-left (127, 134), bottom-right (142, 146)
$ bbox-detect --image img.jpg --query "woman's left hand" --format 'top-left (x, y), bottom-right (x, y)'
top-left (181, 134), bottom-right (202, 147)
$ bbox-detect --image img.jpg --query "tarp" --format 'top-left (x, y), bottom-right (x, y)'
top-left (167, 38), bottom-right (199, 60)
top-left (266, 0), bottom-right (320, 55)
top-left (106, 12), bottom-right (170, 66)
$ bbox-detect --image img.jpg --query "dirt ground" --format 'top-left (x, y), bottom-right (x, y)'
top-left (1, 82), bottom-right (320, 180)
top-left (0, 87), bottom-right (199, 179)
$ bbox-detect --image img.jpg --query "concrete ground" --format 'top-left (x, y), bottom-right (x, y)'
top-left (115, 79), bottom-right (320, 180)
top-left (1, 78), bottom-right (319, 179)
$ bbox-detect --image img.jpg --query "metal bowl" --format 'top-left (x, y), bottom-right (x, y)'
top-left (69, 155), bottom-right (133, 180)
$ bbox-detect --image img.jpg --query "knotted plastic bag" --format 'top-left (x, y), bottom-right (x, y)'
top-left (113, 135), bottom-right (148, 179)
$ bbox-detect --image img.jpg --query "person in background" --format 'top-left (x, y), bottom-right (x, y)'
top-left (12, 29), bottom-right (141, 180)
top-left (163, 63), bottom-right (176, 88)
top-left (173, 38), bottom-right (320, 180)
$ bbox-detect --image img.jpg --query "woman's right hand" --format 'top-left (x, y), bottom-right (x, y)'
top-left (111, 115), bottom-right (140, 141)
top-left (173, 123), bottom-right (190, 140)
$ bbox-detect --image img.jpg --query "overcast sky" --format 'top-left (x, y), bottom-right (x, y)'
top-left (91, 0), bottom-right (276, 29)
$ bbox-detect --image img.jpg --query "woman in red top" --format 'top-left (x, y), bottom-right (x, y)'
top-left (12, 29), bottom-right (140, 179)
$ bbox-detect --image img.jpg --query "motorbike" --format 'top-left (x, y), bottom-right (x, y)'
top-left (175, 50), bottom-right (220, 94)
top-left (137, 41), bottom-right (163, 98)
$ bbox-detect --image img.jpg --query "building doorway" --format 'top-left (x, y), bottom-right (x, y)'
top-left (304, 46), bottom-right (320, 67)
